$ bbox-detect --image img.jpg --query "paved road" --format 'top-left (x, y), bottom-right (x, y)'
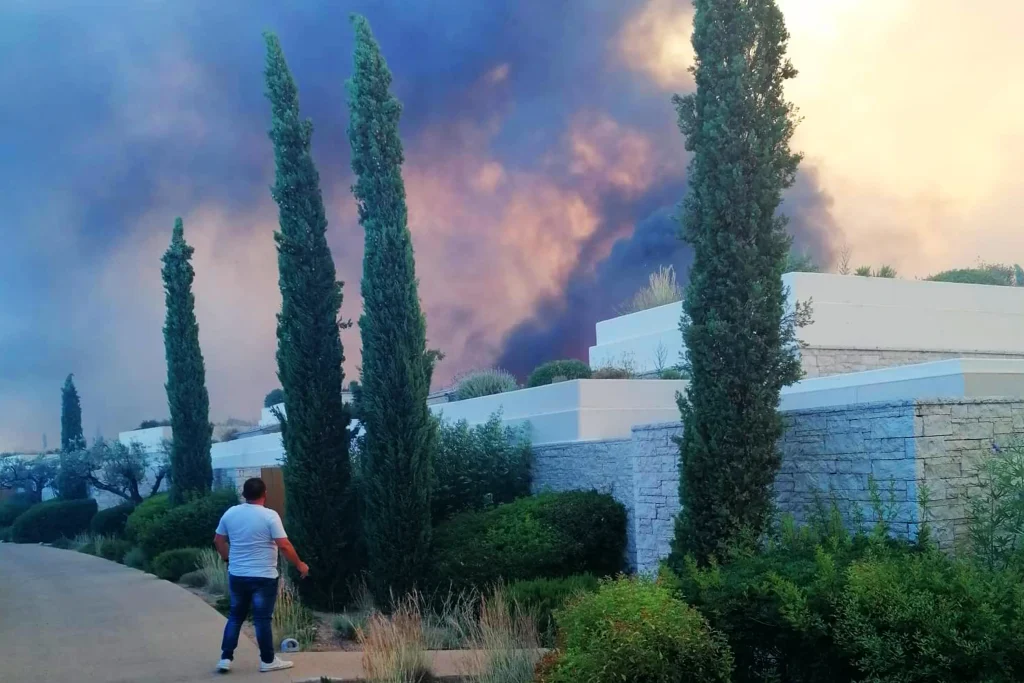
top-left (0, 544), bottom-right (305, 682)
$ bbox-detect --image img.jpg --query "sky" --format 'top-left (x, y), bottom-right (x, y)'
top-left (1, 0), bottom-right (1022, 451)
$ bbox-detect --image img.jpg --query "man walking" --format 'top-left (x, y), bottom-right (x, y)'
top-left (213, 477), bottom-right (309, 673)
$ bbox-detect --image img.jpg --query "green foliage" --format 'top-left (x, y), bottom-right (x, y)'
top-left (124, 493), bottom-right (170, 543)
top-left (453, 369), bottom-right (519, 400)
top-left (432, 413), bottom-right (532, 523)
top-left (855, 265), bottom-right (898, 278)
top-left (348, 15), bottom-right (435, 601)
top-left (544, 577), bottom-right (733, 683)
top-left (964, 440), bottom-right (1024, 570)
top-left (526, 360), bottom-right (592, 388)
top-left (162, 218), bottom-right (213, 503)
top-left (591, 366), bottom-right (634, 379)
top-left (137, 419), bottom-right (171, 429)
top-left (98, 537), bottom-right (132, 563)
top-left (265, 32), bottom-right (358, 608)
top-left (0, 496), bottom-right (35, 526)
top-left (0, 526), bottom-right (11, 542)
top-left (785, 249), bottom-right (821, 273)
top-left (926, 263), bottom-right (1018, 287)
top-left (620, 265), bottom-right (684, 314)
top-left (506, 574), bottom-right (599, 645)
top-left (60, 374), bottom-right (86, 453)
top-left (673, 0), bottom-right (806, 562)
top-left (430, 491), bottom-right (626, 593)
top-left (90, 502), bottom-right (136, 537)
top-left (138, 488), bottom-right (237, 558)
top-left (10, 498), bottom-right (97, 543)
top-left (659, 368), bottom-right (686, 380)
top-left (263, 388), bottom-right (286, 407)
top-left (151, 547), bottom-right (202, 582)
top-left (854, 265), bottom-right (873, 276)
top-left (123, 546), bottom-right (147, 570)
top-left (180, 569), bottom-right (207, 588)
top-left (54, 450), bottom-right (90, 500)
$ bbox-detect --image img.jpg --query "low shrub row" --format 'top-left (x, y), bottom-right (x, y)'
top-left (11, 498), bottom-right (97, 543)
top-left (90, 501), bottom-right (136, 536)
top-left (430, 490), bottom-right (626, 592)
top-left (136, 488), bottom-right (237, 557)
top-left (152, 547), bottom-right (203, 582)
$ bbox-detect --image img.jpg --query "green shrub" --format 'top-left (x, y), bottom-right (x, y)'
top-left (138, 489), bottom-right (237, 558)
top-left (432, 413), bottom-right (532, 523)
top-left (0, 526), bottom-right (11, 542)
top-left (99, 537), bottom-right (133, 563)
top-left (0, 496), bottom-right (35, 526)
top-left (926, 263), bottom-right (1017, 287)
top-left (431, 491), bottom-right (625, 592)
top-left (526, 360), bottom-right (591, 388)
top-left (264, 388), bottom-right (286, 408)
top-left (123, 546), bottom-right (147, 570)
top-left (151, 547), bottom-right (202, 582)
top-left (453, 368), bottom-right (519, 400)
top-left (659, 368), bottom-right (685, 380)
top-left (179, 569), bottom-right (207, 588)
top-left (591, 366), bottom-right (633, 379)
top-left (125, 493), bottom-right (171, 543)
top-left (10, 498), bottom-right (97, 543)
top-left (544, 577), bottom-right (732, 683)
top-left (90, 502), bottom-right (136, 537)
top-left (507, 574), bottom-right (599, 645)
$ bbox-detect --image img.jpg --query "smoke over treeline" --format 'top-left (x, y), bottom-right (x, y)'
top-left (0, 0), bottom-right (838, 449)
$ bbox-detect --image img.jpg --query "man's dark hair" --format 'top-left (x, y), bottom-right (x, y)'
top-left (242, 477), bottom-right (267, 502)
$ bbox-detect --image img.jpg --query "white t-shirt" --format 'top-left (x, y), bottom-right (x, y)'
top-left (215, 503), bottom-right (288, 579)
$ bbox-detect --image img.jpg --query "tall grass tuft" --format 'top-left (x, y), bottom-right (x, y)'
top-left (359, 595), bottom-right (433, 683)
top-left (461, 588), bottom-right (540, 683)
top-left (273, 574), bottom-right (318, 650)
top-left (619, 265), bottom-right (682, 314)
top-left (197, 548), bottom-right (229, 594)
top-left (453, 369), bottom-right (519, 401)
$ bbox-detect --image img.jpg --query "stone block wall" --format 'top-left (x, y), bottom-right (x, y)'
top-left (800, 347), bottom-right (1024, 378)
top-left (213, 466), bottom-right (261, 498)
top-left (531, 398), bottom-right (1024, 574)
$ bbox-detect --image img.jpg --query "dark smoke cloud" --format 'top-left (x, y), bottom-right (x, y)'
top-left (0, 0), bottom-right (838, 450)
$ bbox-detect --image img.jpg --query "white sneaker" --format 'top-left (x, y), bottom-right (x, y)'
top-left (259, 657), bottom-right (294, 673)
top-left (216, 658), bottom-right (231, 672)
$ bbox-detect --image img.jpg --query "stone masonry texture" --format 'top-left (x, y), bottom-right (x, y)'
top-left (531, 399), bottom-right (1024, 574)
top-left (800, 347), bottom-right (1024, 378)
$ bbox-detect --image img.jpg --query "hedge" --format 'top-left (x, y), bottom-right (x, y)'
top-left (526, 360), bottom-right (592, 388)
top-left (138, 488), bottom-right (238, 558)
top-left (0, 496), bottom-right (35, 527)
top-left (90, 502), bottom-right (136, 537)
top-left (125, 493), bottom-right (171, 543)
top-left (152, 547), bottom-right (203, 582)
top-left (10, 498), bottom-right (98, 543)
top-left (430, 491), bottom-right (625, 592)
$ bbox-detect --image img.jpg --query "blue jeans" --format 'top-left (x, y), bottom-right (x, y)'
top-left (220, 574), bottom-right (279, 664)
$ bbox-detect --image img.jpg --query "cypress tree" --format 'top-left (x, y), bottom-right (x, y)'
top-left (264, 33), bottom-right (356, 606)
top-left (347, 15), bottom-right (436, 600)
top-left (161, 217), bottom-right (213, 504)
top-left (57, 373), bottom-right (89, 499)
top-left (60, 374), bottom-right (85, 453)
top-left (671, 0), bottom-right (805, 562)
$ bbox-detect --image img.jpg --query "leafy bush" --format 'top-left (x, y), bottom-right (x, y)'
top-left (0, 496), bottom-right (35, 526)
top-left (90, 502), bottom-right (136, 537)
top-left (432, 413), bottom-right (532, 523)
top-left (137, 419), bottom-right (171, 429)
top-left (10, 498), bottom-right (97, 543)
top-left (123, 546), bottom-right (147, 570)
top-left (125, 493), bottom-right (171, 543)
top-left (453, 368), bottom-right (519, 400)
top-left (507, 574), bottom-right (599, 644)
top-left (543, 577), bottom-right (733, 683)
top-left (139, 488), bottom-right (237, 558)
top-left (431, 491), bottom-right (626, 592)
top-left (179, 569), bottom-right (207, 588)
top-left (926, 263), bottom-right (1019, 287)
top-left (964, 439), bottom-right (1024, 570)
top-left (263, 388), bottom-right (286, 408)
top-left (526, 360), bottom-right (591, 388)
top-left (619, 265), bottom-right (683, 314)
top-left (99, 537), bottom-right (133, 563)
top-left (591, 366), bottom-right (633, 379)
top-left (659, 368), bottom-right (686, 380)
top-left (151, 547), bottom-right (202, 582)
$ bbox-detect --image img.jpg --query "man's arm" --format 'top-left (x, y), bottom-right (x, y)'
top-left (274, 538), bottom-right (309, 578)
top-left (214, 533), bottom-right (230, 563)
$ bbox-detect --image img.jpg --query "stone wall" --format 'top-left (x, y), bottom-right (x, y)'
top-left (213, 466), bottom-right (261, 498)
top-left (531, 398), bottom-right (1024, 573)
top-left (801, 347), bottom-right (1024, 378)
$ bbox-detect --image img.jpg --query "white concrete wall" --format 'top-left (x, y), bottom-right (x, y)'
top-left (117, 426), bottom-right (172, 451)
top-left (432, 359), bottom-right (1024, 447)
top-left (210, 433), bottom-right (285, 470)
top-left (259, 404), bottom-right (285, 428)
top-left (590, 273), bottom-right (1024, 375)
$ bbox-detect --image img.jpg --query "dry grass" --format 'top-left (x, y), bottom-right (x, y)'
top-left (197, 548), bottom-right (228, 594)
top-left (273, 574), bottom-right (318, 650)
top-left (358, 595), bottom-right (433, 683)
top-left (460, 588), bottom-right (540, 683)
top-left (619, 265), bottom-right (682, 314)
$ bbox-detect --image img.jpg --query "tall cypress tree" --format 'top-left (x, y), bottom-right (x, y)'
top-left (60, 374), bottom-right (85, 453)
top-left (264, 33), bottom-right (356, 606)
top-left (347, 15), bottom-right (436, 600)
top-left (57, 373), bottom-right (89, 499)
top-left (162, 217), bottom-right (213, 504)
top-left (671, 0), bottom-right (805, 562)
